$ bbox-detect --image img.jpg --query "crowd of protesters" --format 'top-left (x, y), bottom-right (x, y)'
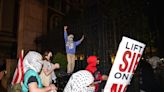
top-left (0, 26), bottom-right (163, 92)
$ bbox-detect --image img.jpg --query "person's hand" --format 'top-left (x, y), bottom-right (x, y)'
top-left (82, 35), bottom-right (84, 39)
top-left (89, 83), bottom-right (95, 87)
top-left (80, 35), bottom-right (84, 42)
top-left (46, 84), bottom-right (57, 92)
top-left (102, 75), bottom-right (108, 80)
top-left (52, 63), bottom-right (60, 70)
top-left (64, 26), bottom-right (67, 31)
top-left (50, 84), bottom-right (58, 91)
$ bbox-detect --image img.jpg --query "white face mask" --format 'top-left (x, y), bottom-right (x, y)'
top-left (24, 51), bottom-right (43, 73)
top-left (25, 59), bottom-right (42, 73)
top-left (68, 34), bottom-right (74, 42)
top-left (68, 38), bottom-right (73, 42)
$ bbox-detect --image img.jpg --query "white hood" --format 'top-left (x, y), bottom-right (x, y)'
top-left (148, 56), bottom-right (161, 69)
top-left (23, 51), bottom-right (43, 73)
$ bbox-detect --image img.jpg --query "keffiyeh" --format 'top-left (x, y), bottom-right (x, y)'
top-left (64, 70), bottom-right (95, 92)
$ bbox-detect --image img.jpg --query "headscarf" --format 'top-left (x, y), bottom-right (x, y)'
top-left (68, 34), bottom-right (74, 42)
top-left (23, 51), bottom-right (43, 73)
top-left (85, 56), bottom-right (97, 74)
top-left (148, 56), bottom-right (161, 69)
top-left (66, 34), bottom-right (74, 49)
top-left (64, 70), bottom-right (94, 92)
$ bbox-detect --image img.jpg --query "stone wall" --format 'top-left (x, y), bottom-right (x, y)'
top-left (17, 0), bottom-right (47, 55)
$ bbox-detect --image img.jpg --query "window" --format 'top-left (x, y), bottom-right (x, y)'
top-left (49, 14), bottom-right (61, 30)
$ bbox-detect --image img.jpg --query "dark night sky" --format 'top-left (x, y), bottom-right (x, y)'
top-left (39, 0), bottom-right (164, 56)
top-left (146, 0), bottom-right (164, 31)
top-left (144, 0), bottom-right (164, 56)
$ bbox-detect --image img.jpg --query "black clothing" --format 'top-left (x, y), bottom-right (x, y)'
top-left (28, 76), bottom-right (38, 85)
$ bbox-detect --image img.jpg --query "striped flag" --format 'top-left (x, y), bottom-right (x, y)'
top-left (11, 50), bottom-right (24, 85)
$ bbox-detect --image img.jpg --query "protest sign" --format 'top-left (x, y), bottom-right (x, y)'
top-left (104, 36), bottom-right (146, 92)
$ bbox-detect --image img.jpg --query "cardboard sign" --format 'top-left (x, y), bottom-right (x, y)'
top-left (104, 36), bottom-right (145, 92)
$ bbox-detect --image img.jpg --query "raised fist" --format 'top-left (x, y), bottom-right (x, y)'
top-left (53, 63), bottom-right (60, 70)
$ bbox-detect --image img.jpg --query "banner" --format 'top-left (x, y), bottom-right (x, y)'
top-left (104, 36), bottom-right (145, 92)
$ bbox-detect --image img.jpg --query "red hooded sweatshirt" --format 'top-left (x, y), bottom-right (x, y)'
top-left (85, 56), bottom-right (103, 92)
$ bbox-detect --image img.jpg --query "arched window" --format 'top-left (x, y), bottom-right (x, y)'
top-left (49, 14), bottom-right (61, 30)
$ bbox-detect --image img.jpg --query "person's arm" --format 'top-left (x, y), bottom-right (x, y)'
top-left (64, 26), bottom-right (68, 42)
top-left (101, 75), bottom-right (108, 80)
top-left (75, 35), bottom-right (84, 46)
top-left (97, 72), bottom-right (108, 81)
top-left (43, 63), bottom-right (60, 76)
top-left (28, 82), bottom-right (52, 92)
top-left (28, 76), bottom-right (57, 92)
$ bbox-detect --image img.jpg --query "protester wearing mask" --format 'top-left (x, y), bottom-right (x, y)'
top-left (85, 56), bottom-right (108, 92)
top-left (64, 26), bottom-right (84, 74)
top-left (22, 51), bottom-right (57, 92)
top-left (64, 70), bottom-right (95, 92)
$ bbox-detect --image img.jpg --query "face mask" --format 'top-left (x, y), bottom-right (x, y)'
top-left (25, 60), bottom-right (42, 73)
top-left (68, 34), bottom-right (74, 42)
top-left (24, 51), bottom-right (43, 73)
top-left (68, 37), bottom-right (73, 42)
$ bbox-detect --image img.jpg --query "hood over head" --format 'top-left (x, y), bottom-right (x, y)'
top-left (86, 56), bottom-right (97, 74)
top-left (23, 51), bottom-right (43, 73)
top-left (68, 34), bottom-right (74, 42)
